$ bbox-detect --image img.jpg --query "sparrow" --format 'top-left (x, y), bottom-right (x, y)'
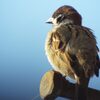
top-left (45, 5), bottom-right (100, 100)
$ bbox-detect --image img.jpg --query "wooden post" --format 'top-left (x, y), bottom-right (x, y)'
top-left (40, 70), bottom-right (100, 100)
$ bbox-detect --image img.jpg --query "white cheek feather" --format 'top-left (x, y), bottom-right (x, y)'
top-left (61, 19), bottom-right (73, 25)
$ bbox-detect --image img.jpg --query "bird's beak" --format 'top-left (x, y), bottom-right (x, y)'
top-left (46, 17), bottom-right (54, 24)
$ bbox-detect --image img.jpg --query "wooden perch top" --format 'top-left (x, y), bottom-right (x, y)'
top-left (40, 70), bottom-right (100, 100)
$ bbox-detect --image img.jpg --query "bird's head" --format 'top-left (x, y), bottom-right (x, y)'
top-left (46, 5), bottom-right (82, 26)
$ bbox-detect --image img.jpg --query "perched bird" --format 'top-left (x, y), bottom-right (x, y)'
top-left (45, 5), bottom-right (100, 100)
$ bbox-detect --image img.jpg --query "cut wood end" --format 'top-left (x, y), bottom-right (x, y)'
top-left (40, 70), bottom-right (55, 98)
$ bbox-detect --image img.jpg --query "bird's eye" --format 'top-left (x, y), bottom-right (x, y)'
top-left (57, 14), bottom-right (65, 23)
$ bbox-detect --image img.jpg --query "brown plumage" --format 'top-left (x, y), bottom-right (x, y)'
top-left (45, 5), bottom-right (100, 100)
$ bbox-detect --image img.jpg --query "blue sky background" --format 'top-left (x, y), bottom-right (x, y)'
top-left (0, 0), bottom-right (100, 100)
